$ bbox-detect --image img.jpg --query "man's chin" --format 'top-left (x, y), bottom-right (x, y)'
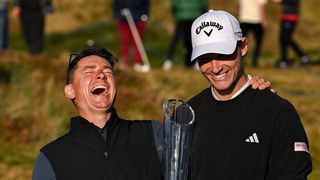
top-left (213, 83), bottom-right (231, 91)
top-left (91, 101), bottom-right (112, 110)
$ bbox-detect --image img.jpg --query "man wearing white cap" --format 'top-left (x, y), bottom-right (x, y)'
top-left (187, 10), bottom-right (312, 179)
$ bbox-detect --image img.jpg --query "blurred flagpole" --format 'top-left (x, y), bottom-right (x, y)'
top-left (121, 8), bottom-right (151, 69)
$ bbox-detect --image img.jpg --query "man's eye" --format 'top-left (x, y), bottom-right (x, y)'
top-left (84, 71), bottom-right (94, 74)
top-left (103, 70), bottom-right (113, 75)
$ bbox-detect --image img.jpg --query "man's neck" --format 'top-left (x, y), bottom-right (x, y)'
top-left (212, 74), bottom-right (251, 101)
top-left (79, 112), bottom-right (111, 128)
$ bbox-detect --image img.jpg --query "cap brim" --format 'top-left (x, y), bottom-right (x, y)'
top-left (191, 41), bottom-right (237, 61)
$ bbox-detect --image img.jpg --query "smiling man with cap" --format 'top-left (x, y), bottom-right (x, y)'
top-left (187, 10), bottom-right (312, 179)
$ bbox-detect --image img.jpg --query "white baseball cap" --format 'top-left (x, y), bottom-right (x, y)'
top-left (191, 10), bottom-right (242, 61)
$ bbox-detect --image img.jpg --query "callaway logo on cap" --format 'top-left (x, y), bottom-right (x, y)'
top-left (191, 10), bottom-right (243, 61)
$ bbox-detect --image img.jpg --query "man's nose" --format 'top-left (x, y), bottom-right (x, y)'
top-left (210, 60), bottom-right (222, 73)
top-left (96, 70), bottom-right (106, 79)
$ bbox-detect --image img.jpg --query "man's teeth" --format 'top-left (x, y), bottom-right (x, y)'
top-left (214, 73), bottom-right (226, 80)
top-left (92, 85), bottom-right (106, 91)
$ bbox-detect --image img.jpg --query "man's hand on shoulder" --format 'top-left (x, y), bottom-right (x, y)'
top-left (249, 75), bottom-right (277, 94)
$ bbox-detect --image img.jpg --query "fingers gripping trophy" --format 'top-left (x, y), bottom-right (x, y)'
top-left (163, 99), bottom-right (195, 180)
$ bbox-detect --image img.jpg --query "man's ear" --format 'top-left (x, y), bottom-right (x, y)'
top-left (64, 84), bottom-right (75, 99)
top-left (241, 37), bottom-right (248, 57)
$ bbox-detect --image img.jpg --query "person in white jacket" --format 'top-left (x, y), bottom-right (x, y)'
top-left (239, 0), bottom-right (267, 67)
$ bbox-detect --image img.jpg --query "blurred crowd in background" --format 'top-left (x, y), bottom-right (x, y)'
top-left (0, 0), bottom-right (54, 56)
top-left (0, 0), bottom-right (315, 70)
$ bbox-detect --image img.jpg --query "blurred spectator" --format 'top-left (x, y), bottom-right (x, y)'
top-left (239, 0), bottom-right (267, 68)
top-left (112, 0), bottom-right (150, 72)
top-left (273, 0), bottom-right (310, 68)
top-left (12, 0), bottom-right (54, 55)
top-left (163, 0), bottom-right (208, 71)
top-left (0, 0), bottom-right (8, 52)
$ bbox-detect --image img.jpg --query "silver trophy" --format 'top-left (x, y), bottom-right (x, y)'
top-left (163, 99), bottom-right (195, 180)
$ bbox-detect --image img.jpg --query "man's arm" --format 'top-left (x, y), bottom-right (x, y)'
top-left (32, 152), bottom-right (56, 180)
top-left (151, 120), bottom-right (164, 163)
top-left (267, 103), bottom-right (312, 179)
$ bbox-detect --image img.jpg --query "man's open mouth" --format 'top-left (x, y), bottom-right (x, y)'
top-left (91, 85), bottom-right (108, 95)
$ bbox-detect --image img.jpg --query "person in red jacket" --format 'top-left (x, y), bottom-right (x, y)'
top-left (112, 0), bottom-right (150, 72)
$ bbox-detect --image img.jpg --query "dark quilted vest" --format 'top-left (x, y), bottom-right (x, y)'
top-left (41, 112), bottom-right (162, 180)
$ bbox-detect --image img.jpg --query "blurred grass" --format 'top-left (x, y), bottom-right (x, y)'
top-left (0, 0), bottom-right (319, 179)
